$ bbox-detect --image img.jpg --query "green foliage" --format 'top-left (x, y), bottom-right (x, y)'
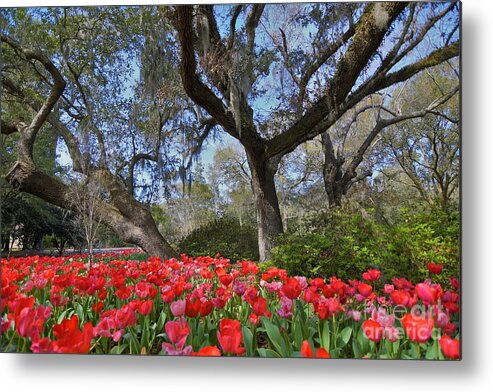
top-left (385, 204), bottom-right (460, 285)
top-left (1, 188), bottom-right (83, 253)
top-left (178, 216), bottom-right (259, 261)
top-left (271, 206), bottom-right (459, 283)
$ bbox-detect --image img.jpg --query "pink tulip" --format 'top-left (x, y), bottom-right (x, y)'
top-left (170, 300), bottom-right (186, 317)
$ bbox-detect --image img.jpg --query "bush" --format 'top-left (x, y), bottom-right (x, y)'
top-left (271, 206), bottom-right (459, 284)
top-left (178, 216), bottom-right (259, 261)
top-left (385, 205), bottom-right (459, 285)
top-left (271, 210), bottom-right (382, 281)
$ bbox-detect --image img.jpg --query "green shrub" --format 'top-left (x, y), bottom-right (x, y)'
top-left (272, 210), bottom-right (381, 281)
top-left (270, 206), bottom-right (459, 284)
top-left (386, 205), bottom-right (459, 285)
top-left (178, 216), bottom-right (259, 261)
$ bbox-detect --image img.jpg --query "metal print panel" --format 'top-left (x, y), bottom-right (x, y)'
top-left (0, 1), bottom-right (461, 359)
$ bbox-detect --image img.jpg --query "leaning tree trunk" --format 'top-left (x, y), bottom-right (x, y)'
top-left (6, 161), bottom-right (178, 260)
top-left (246, 151), bottom-right (283, 262)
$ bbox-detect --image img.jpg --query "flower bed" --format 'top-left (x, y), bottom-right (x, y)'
top-left (1, 254), bottom-right (460, 359)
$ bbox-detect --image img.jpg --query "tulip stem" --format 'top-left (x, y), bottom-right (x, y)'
top-left (332, 315), bottom-right (337, 351)
top-left (414, 342), bottom-right (421, 359)
top-left (5, 332), bottom-right (15, 352)
top-left (90, 336), bottom-right (102, 351)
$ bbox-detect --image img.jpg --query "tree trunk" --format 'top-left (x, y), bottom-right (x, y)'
top-left (323, 163), bottom-right (345, 208)
top-left (59, 238), bottom-right (67, 256)
top-left (246, 151), bottom-right (283, 262)
top-left (324, 177), bottom-right (344, 208)
top-left (2, 232), bottom-right (10, 253)
top-left (6, 161), bottom-right (178, 260)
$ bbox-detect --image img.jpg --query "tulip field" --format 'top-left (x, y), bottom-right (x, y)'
top-left (1, 251), bottom-right (460, 359)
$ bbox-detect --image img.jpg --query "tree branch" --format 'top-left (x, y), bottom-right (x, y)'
top-left (340, 86), bottom-right (458, 188)
top-left (1, 33), bottom-right (66, 161)
top-left (246, 4), bottom-right (265, 56)
top-left (266, 2), bottom-right (408, 159)
top-left (350, 41), bottom-right (460, 105)
top-left (227, 5), bottom-right (243, 50)
top-left (173, 6), bottom-right (238, 139)
top-left (1, 119), bottom-right (24, 135)
top-left (2, 76), bottom-right (85, 173)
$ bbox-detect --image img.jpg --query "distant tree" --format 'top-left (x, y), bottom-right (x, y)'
top-left (320, 84), bottom-right (458, 208)
top-left (68, 172), bottom-right (104, 265)
top-left (208, 144), bottom-right (255, 226)
top-left (382, 64), bottom-right (460, 210)
top-left (158, 164), bottom-right (217, 242)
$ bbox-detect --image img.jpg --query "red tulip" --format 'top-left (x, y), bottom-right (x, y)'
top-left (21, 280), bottom-right (34, 293)
top-left (211, 297), bottom-right (227, 309)
top-left (392, 277), bottom-right (414, 290)
top-left (362, 269), bottom-right (381, 282)
top-left (252, 296), bottom-right (268, 316)
top-left (160, 287), bottom-right (176, 303)
top-left (1, 318), bottom-right (12, 334)
top-left (94, 317), bottom-right (113, 338)
top-left (199, 300), bottom-right (213, 317)
top-left (443, 301), bottom-right (460, 314)
top-left (217, 319), bottom-right (245, 355)
top-left (301, 340), bottom-right (330, 358)
top-left (52, 321), bottom-right (94, 353)
top-left (401, 313), bottom-right (434, 343)
top-left (449, 277), bottom-right (460, 290)
top-left (98, 288), bottom-right (107, 301)
top-left (185, 297), bottom-right (201, 318)
top-left (115, 283), bottom-right (133, 300)
top-left (384, 284), bottom-right (395, 294)
top-left (443, 322), bottom-right (457, 336)
top-left (303, 287), bottom-right (320, 303)
top-left (439, 335), bottom-right (460, 359)
top-left (281, 277), bottom-right (302, 300)
top-left (443, 290), bottom-right (459, 303)
top-left (330, 279), bottom-right (347, 298)
top-left (30, 337), bottom-right (53, 353)
top-left (91, 302), bottom-right (103, 316)
top-left (315, 348), bottom-right (331, 358)
top-left (315, 297), bottom-right (343, 320)
top-left (114, 305), bottom-right (137, 329)
top-left (390, 290), bottom-right (410, 306)
top-left (138, 299), bottom-right (153, 316)
top-left (16, 307), bottom-right (36, 338)
top-left (219, 274), bottom-right (234, 287)
top-left (193, 346), bottom-right (221, 357)
top-left (135, 281), bottom-right (152, 298)
top-left (9, 296), bottom-right (35, 319)
top-left (309, 278), bottom-right (325, 289)
top-left (427, 263), bottom-right (443, 274)
top-left (357, 283), bottom-right (373, 298)
top-left (363, 319), bottom-right (383, 342)
top-left (243, 286), bottom-right (259, 305)
top-left (54, 315), bottom-right (80, 338)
